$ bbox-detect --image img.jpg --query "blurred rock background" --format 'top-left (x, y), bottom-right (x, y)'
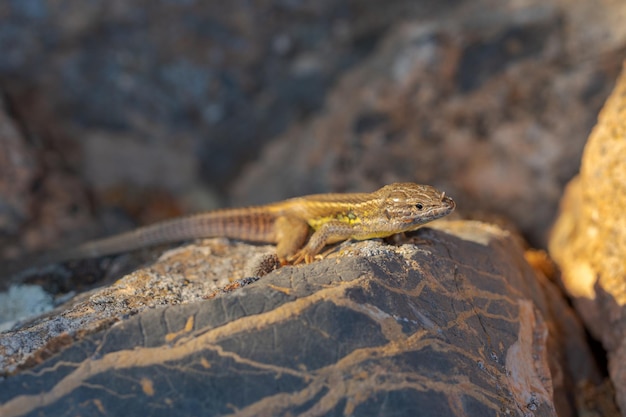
top-left (0, 0), bottom-right (624, 256)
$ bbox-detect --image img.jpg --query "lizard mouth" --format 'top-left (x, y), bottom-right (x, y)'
top-left (420, 193), bottom-right (455, 222)
top-left (441, 192), bottom-right (456, 211)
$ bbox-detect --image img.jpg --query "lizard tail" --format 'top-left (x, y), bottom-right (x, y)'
top-left (47, 207), bottom-right (279, 263)
top-left (0, 206), bottom-right (280, 286)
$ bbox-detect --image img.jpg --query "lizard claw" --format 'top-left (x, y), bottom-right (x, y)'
top-left (287, 250), bottom-right (315, 265)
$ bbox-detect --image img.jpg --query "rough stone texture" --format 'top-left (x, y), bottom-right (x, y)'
top-left (549, 62), bottom-right (626, 413)
top-left (0, 222), bottom-right (604, 416)
top-left (0, 238), bottom-right (276, 373)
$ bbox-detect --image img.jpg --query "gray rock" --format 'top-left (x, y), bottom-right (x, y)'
top-left (0, 222), bottom-right (602, 416)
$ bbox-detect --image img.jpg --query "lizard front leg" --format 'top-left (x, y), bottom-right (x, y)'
top-left (274, 216), bottom-right (311, 264)
top-left (288, 221), bottom-right (355, 264)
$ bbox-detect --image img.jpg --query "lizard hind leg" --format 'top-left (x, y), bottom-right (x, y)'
top-left (274, 216), bottom-right (311, 264)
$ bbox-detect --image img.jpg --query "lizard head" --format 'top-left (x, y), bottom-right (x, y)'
top-left (379, 183), bottom-right (455, 230)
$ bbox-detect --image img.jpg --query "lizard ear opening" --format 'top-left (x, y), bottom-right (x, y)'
top-left (415, 203), bottom-right (423, 210)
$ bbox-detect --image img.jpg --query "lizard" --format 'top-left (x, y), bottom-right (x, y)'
top-left (2, 183), bottom-right (455, 281)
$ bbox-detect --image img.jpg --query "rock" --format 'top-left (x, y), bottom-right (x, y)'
top-left (550, 61), bottom-right (626, 413)
top-left (0, 98), bottom-right (36, 240)
top-left (0, 222), bottom-right (602, 416)
top-left (0, 97), bottom-right (94, 259)
top-left (0, 238), bottom-right (276, 373)
top-left (0, 0), bottom-right (437, 193)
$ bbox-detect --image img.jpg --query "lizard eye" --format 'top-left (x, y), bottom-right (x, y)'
top-left (416, 203), bottom-right (423, 210)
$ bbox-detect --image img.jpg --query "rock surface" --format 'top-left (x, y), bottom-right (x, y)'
top-left (0, 95), bottom-right (95, 259)
top-left (0, 238), bottom-right (277, 373)
top-left (0, 0), bottom-right (445, 194)
top-left (550, 62), bottom-right (626, 413)
top-left (0, 98), bottom-right (35, 239)
top-left (0, 222), bottom-right (603, 416)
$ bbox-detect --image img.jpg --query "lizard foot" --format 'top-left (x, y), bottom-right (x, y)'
top-left (287, 250), bottom-right (317, 265)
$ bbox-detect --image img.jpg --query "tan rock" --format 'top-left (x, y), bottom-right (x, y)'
top-left (550, 61), bottom-right (626, 413)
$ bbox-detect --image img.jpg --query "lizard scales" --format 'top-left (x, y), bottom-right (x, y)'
top-left (28, 182), bottom-right (456, 266)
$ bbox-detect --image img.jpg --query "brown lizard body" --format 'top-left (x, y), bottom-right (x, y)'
top-left (7, 183), bottom-right (455, 271)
